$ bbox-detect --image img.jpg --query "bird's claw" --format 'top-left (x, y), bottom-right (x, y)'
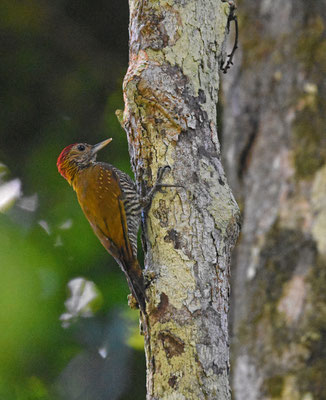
top-left (157, 165), bottom-right (171, 183)
top-left (128, 293), bottom-right (139, 310)
top-left (141, 165), bottom-right (182, 209)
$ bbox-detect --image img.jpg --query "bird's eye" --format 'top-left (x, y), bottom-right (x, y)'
top-left (77, 144), bottom-right (85, 151)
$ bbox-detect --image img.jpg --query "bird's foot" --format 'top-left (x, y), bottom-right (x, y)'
top-left (144, 270), bottom-right (157, 287)
top-left (127, 293), bottom-right (139, 310)
top-left (141, 165), bottom-right (183, 207)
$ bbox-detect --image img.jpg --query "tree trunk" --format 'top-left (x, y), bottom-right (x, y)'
top-left (222, 1), bottom-right (326, 399)
top-left (119, 0), bottom-right (240, 398)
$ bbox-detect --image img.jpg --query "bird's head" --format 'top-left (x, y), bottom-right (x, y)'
top-left (57, 138), bottom-right (112, 184)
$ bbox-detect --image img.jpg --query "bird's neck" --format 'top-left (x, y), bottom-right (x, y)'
top-left (61, 160), bottom-right (92, 188)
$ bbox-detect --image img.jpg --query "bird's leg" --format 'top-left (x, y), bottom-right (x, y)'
top-left (141, 166), bottom-right (182, 209)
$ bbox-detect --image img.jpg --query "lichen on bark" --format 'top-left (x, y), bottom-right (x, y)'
top-left (120, 0), bottom-right (240, 398)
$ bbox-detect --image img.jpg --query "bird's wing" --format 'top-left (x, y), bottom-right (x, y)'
top-left (74, 163), bottom-right (146, 313)
top-left (76, 164), bottom-right (135, 266)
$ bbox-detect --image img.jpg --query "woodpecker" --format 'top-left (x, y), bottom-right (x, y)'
top-left (57, 138), bottom-right (170, 314)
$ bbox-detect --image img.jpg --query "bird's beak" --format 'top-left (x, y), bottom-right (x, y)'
top-left (91, 138), bottom-right (113, 155)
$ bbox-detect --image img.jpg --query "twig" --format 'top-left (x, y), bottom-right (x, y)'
top-left (220, 1), bottom-right (239, 74)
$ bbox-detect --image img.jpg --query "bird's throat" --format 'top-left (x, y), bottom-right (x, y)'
top-left (59, 160), bottom-right (80, 187)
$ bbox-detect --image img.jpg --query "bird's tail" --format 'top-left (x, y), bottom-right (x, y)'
top-left (122, 258), bottom-right (147, 314)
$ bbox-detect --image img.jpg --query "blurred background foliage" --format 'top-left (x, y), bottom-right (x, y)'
top-left (0, 0), bottom-right (146, 398)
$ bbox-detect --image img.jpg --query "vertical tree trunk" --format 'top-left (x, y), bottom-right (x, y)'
top-left (119, 0), bottom-right (240, 398)
top-left (223, 1), bottom-right (326, 399)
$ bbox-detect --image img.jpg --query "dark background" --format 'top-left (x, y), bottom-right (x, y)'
top-left (0, 1), bottom-right (146, 398)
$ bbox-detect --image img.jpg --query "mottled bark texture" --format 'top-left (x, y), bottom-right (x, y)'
top-left (119, 0), bottom-right (240, 399)
top-left (222, 1), bottom-right (326, 399)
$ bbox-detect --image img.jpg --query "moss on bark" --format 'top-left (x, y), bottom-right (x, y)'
top-left (292, 15), bottom-right (326, 178)
top-left (297, 256), bottom-right (326, 399)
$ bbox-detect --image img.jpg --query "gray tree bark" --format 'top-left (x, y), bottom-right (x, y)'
top-left (222, 1), bottom-right (326, 399)
top-left (118, 0), bottom-right (240, 398)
